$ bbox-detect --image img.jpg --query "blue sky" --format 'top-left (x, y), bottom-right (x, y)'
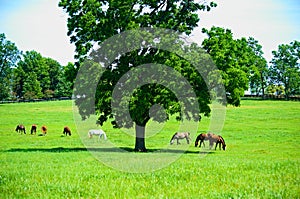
top-left (0, 0), bottom-right (299, 65)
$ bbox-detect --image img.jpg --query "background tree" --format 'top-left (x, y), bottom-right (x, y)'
top-left (12, 66), bottom-right (25, 99)
top-left (201, 26), bottom-right (267, 105)
top-left (23, 72), bottom-right (43, 100)
top-left (44, 57), bottom-right (62, 92)
top-left (59, 0), bottom-right (218, 151)
top-left (247, 37), bottom-right (268, 97)
top-left (13, 51), bottom-right (50, 99)
top-left (0, 33), bottom-right (21, 100)
top-left (269, 41), bottom-right (300, 99)
top-left (55, 62), bottom-right (76, 97)
top-left (18, 51), bottom-right (51, 96)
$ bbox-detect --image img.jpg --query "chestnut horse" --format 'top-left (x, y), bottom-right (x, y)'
top-left (170, 132), bottom-right (191, 145)
top-left (31, 124), bottom-right (37, 135)
top-left (15, 124), bottom-right (26, 134)
top-left (195, 132), bottom-right (226, 150)
top-left (63, 126), bottom-right (71, 136)
top-left (41, 126), bottom-right (47, 135)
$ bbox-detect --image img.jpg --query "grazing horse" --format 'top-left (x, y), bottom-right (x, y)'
top-left (15, 124), bottom-right (26, 134)
top-left (170, 132), bottom-right (191, 145)
top-left (41, 126), bottom-right (47, 135)
top-left (31, 124), bottom-right (37, 135)
top-left (195, 132), bottom-right (226, 150)
top-left (63, 126), bottom-right (71, 136)
top-left (88, 129), bottom-right (107, 140)
top-left (194, 133), bottom-right (209, 147)
top-left (215, 135), bottom-right (226, 151)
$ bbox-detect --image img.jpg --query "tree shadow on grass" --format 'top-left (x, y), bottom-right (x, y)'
top-left (5, 147), bottom-right (216, 154)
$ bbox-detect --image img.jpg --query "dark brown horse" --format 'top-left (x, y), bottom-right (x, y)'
top-left (63, 126), bottom-right (71, 136)
top-left (15, 124), bottom-right (26, 134)
top-left (41, 126), bottom-right (47, 135)
top-left (195, 132), bottom-right (226, 150)
top-left (31, 124), bottom-right (37, 135)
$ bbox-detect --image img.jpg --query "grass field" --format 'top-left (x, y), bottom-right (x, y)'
top-left (0, 100), bottom-right (299, 198)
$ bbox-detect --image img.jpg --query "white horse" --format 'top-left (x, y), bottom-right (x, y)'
top-left (170, 132), bottom-right (191, 145)
top-left (88, 129), bottom-right (107, 140)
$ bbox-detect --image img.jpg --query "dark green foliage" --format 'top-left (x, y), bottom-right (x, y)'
top-left (0, 33), bottom-right (21, 100)
top-left (269, 40), bottom-right (300, 98)
top-left (55, 62), bottom-right (77, 97)
top-left (201, 26), bottom-right (267, 105)
top-left (12, 51), bottom-right (76, 99)
top-left (59, 0), bottom-right (217, 61)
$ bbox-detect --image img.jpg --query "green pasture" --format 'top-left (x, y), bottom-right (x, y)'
top-left (0, 100), bottom-right (299, 198)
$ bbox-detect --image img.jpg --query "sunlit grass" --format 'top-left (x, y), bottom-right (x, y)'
top-left (0, 100), bottom-right (299, 198)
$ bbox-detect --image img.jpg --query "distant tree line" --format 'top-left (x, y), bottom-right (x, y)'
top-left (1, 28), bottom-right (299, 102)
top-left (0, 33), bottom-right (77, 101)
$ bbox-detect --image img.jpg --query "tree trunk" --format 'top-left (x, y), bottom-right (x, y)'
top-left (260, 71), bottom-right (265, 99)
top-left (134, 124), bottom-right (147, 152)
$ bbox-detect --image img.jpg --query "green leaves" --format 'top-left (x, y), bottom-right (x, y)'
top-left (59, 0), bottom-right (217, 62)
top-left (0, 33), bottom-right (21, 100)
top-left (269, 41), bottom-right (300, 98)
top-left (202, 26), bottom-right (267, 105)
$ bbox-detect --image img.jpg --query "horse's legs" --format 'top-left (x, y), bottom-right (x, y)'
top-left (186, 137), bottom-right (190, 144)
top-left (209, 141), bottom-right (213, 150)
top-left (200, 140), bottom-right (205, 148)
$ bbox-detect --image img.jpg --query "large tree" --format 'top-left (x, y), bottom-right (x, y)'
top-left (0, 33), bottom-right (21, 100)
top-left (201, 26), bottom-right (267, 105)
top-left (269, 40), bottom-right (300, 98)
top-left (59, 0), bottom-right (220, 151)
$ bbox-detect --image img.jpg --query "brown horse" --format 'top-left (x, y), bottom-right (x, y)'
top-left (31, 124), bottom-right (37, 135)
top-left (63, 126), bottom-right (71, 136)
top-left (195, 132), bottom-right (226, 150)
top-left (170, 132), bottom-right (191, 145)
top-left (15, 124), bottom-right (26, 134)
top-left (41, 126), bottom-right (47, 135)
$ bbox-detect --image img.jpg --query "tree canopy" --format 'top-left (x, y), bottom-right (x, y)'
top-left (59, 0), bottom-right (217, 62)
top-left (11, 50), bottom-right (75, 100)
top-left (201, 26), bottom-right (267, 105)
top-left (269, 40), bottom-right (300, 98)
top-left (0, 33), bottom-right (21, 100)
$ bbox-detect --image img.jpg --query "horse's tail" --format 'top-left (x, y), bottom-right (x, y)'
top-left (170, 133), bottom-right (177, 144)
